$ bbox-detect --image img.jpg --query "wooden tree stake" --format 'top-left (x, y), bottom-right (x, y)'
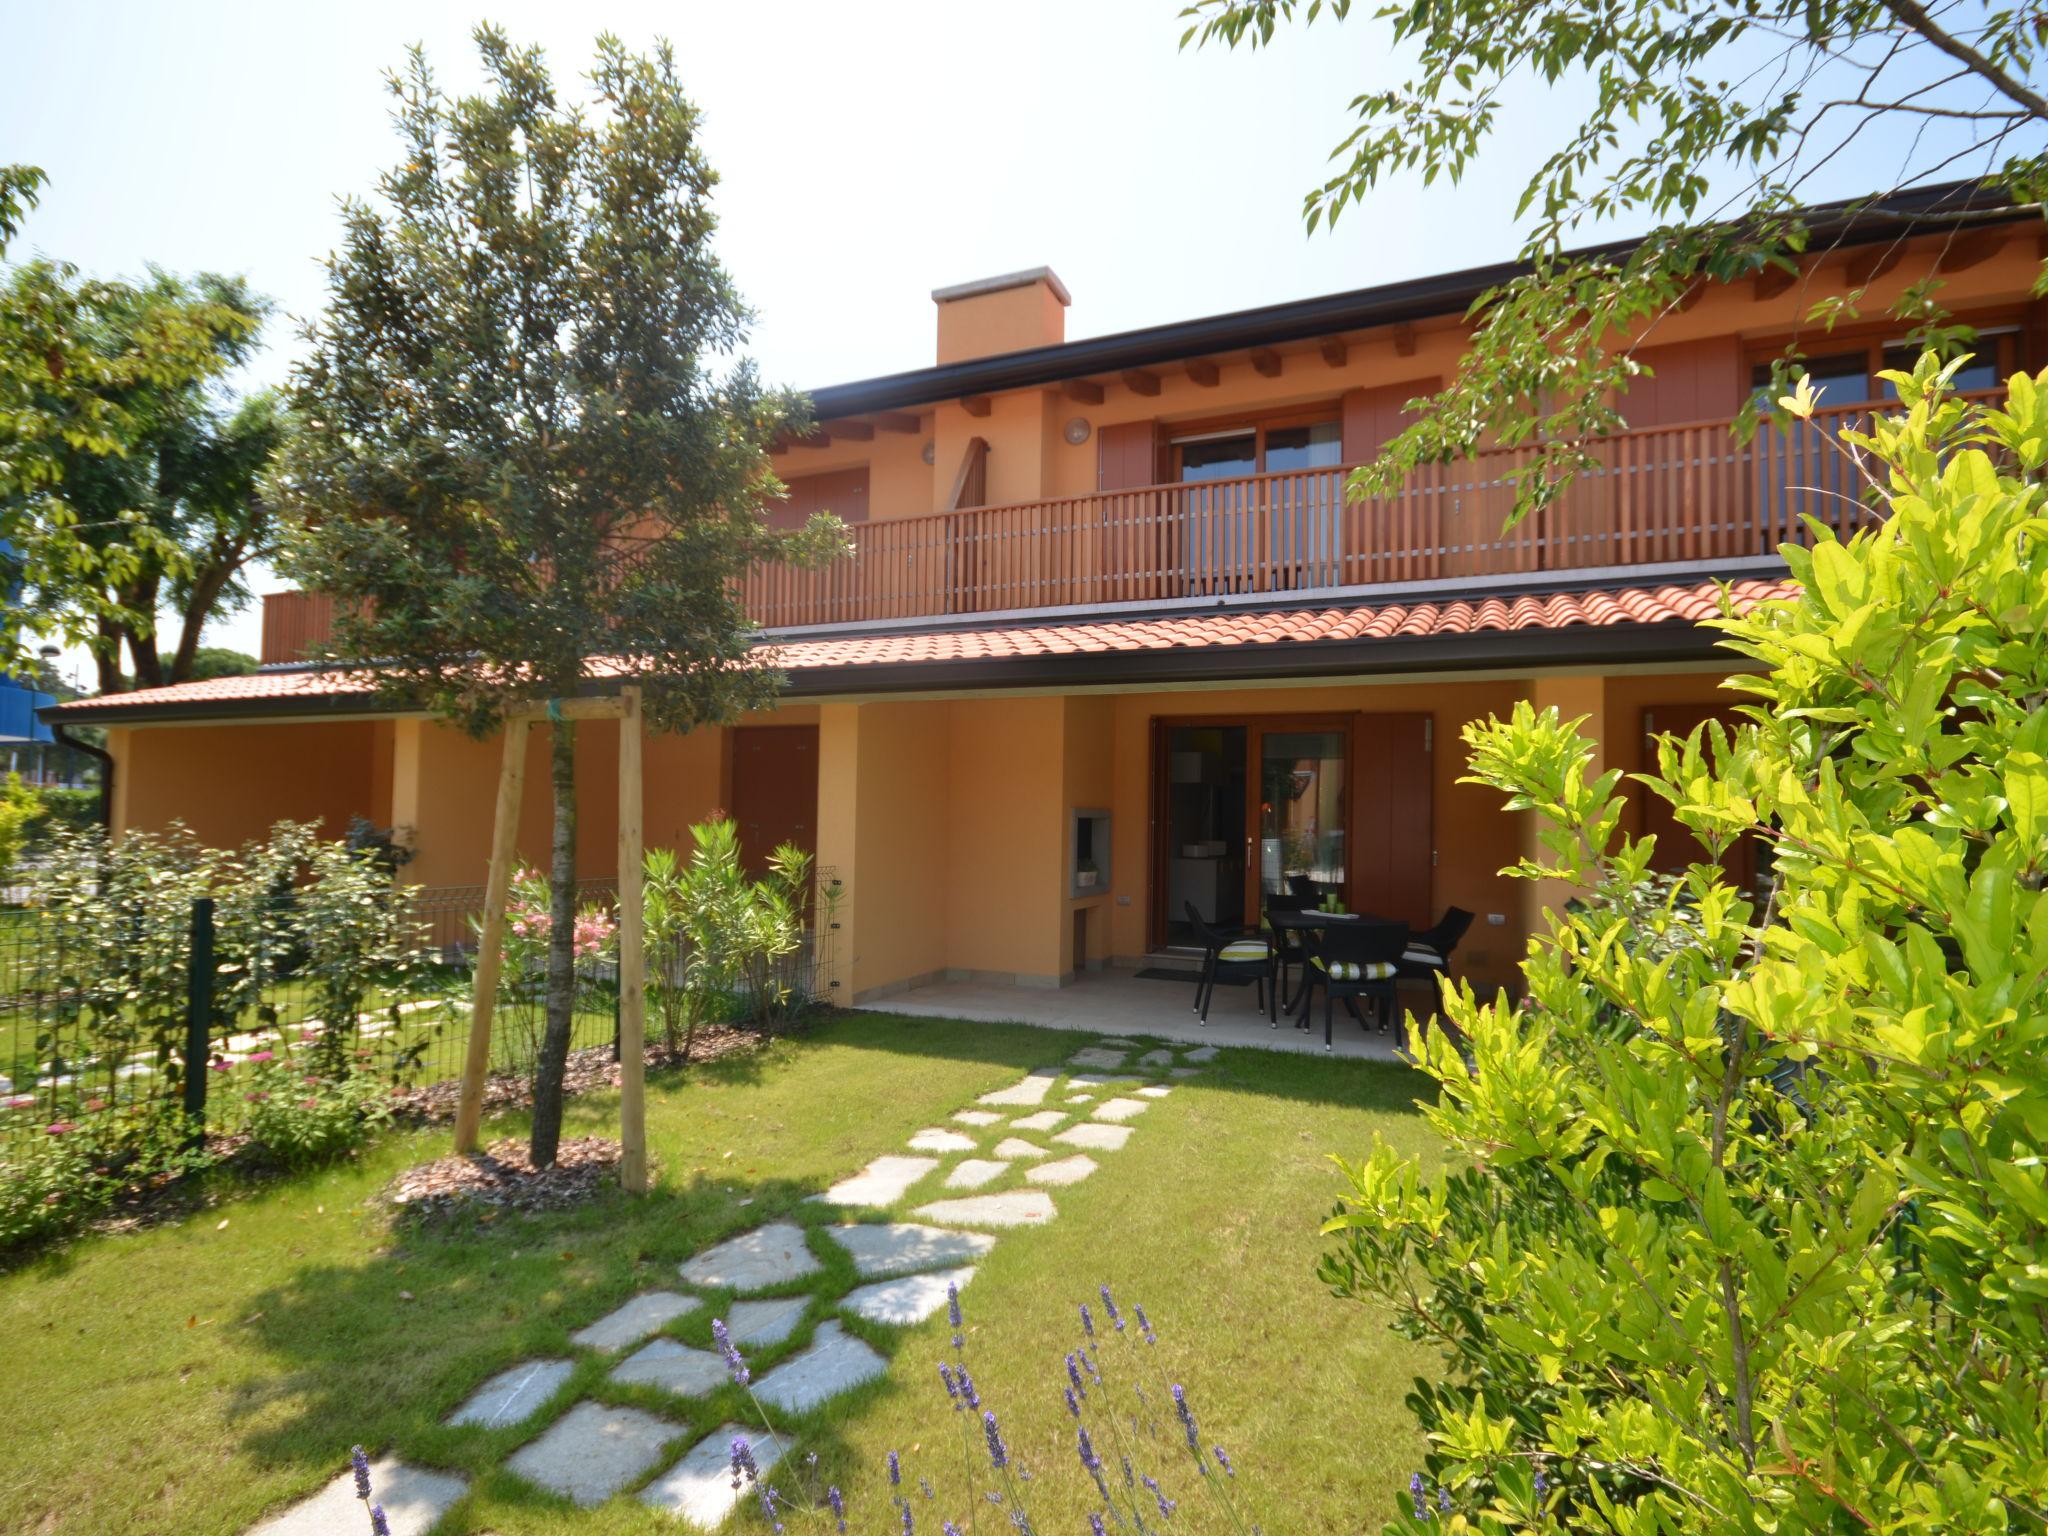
top-left (616, 686), bottom-right (648, 1192)
top-left (453, 714), bottom-right (531, 1153)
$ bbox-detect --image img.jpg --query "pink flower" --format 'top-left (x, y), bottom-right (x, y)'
top-left (248, 1050), bottom-right (275, 1064)
top-left (300, 1025), bottom-right (322, 1040)
top-left (85, 1098), bottom-right (106, 1112)
top-left (6, 1094), bottom-right (34, 1109)
top-left (44, 1122), bottom-right (75, 1136)
top-left (299, 1098), bottom-right (319, 1110)
top-left (245, 1091), bottom-right (268, 1103)
top-left (208, 1059), bottom-right (233, 1072)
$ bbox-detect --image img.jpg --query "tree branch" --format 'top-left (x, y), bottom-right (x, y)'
top-left (1877, 0), bottom-right (2048, 123)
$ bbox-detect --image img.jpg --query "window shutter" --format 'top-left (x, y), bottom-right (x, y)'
top-left (1097, 420), bottom-right (1160, 491)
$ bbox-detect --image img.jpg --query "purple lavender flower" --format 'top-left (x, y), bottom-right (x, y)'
top-left (1439, 1485), bottom-right (1451, 1514)
top-left (1172, 1383), bottom-right (1199, 1454)
top-left (828, 1484), bottom-right (847, 1532)
top-left (888, 1449), bottom-right (902, 1487)
top-left (1410, 1473), bottom-right (1427, 1521)
top-left (1081, 1348), bottom-right (1101, 1384)
top-left (1098, 1284), bottom-right (1123, 1331)
top-left (731, 1436), bottom-right (760, 1490)
top-left (1134, 1303), bottom-right (1156, 1344)
top-left (948, 1281), bottom-right (963, 1329)
top-left (939, 1362), bottom-right (961, 1404)
top-left (368, 1507), bottom-right (390, 1536)
top-left (1077, 1424), bottom-right (1102, 1473)
top-left (1065, 1352), bottom-right (1088, 1399)
top-left (919, 1477), bottom-right (934, 1500)
top-left (350, 1446), bottom-right (371, 1502)
top-left (957, 1367), bottom-right (982, 1411)
top-left (983, 1409), bottom-right (1010, 1469)
top-left (1214, 1445), bottom-right (1234, 1478)
top-left (1533, 1464), bottom-right (1548, 1497)
top-left (1064, 1385), bottom-right (1081, 1418)
top-left (1079, 1302), bottom-right (1095, 1337)
top-left (712, 1317), bottom-right (750, 1387)
top-left (943, 1524), bottom-right (963, 1536)
top-left (1142, 1473), bottom-right (1176, 1518)
top-left (900, 1504), bottom-right (914, 1535)
top-left (1089, 1515), bottom-right (1108, 1536)
top-left (1120, 1454), bottom-right (1134, 1488)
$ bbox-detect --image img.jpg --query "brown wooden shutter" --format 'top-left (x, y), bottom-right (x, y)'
top-left (1097, 420), bottom-right (1160, 490)
top-left (1625, 338), bottom-right (1741, 426)
top-left (771, 466), bottom-right (869, 531)
top-left (1349, 712), bottom-right (1434, 928)
top-left (1340, 380), bottom-right (1439, 463)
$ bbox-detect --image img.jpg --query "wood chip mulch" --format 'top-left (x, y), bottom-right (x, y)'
top-left (387, 1023), bottom-right (766, 1123)
top-left (386, 1136), bottom-right (626, 1219)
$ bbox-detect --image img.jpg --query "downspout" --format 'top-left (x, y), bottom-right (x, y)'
top-left (51, 722), bottom-right (114, 830)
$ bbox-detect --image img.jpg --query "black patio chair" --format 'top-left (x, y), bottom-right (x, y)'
top-left (1263, 892), bottom-right (1310, 1021)
top-left (1301, 918), bottom-right (1409, 1052)
top-left (1286, 873), bottom-right (1324, 905)
top-left (1397, 906), bottom-right (1475, 985)
top-left (1183, 901), bottom-right (1277, 1026)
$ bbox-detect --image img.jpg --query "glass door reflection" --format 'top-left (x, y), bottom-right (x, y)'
top-left (1256, 728), bottom-right (1347, 905)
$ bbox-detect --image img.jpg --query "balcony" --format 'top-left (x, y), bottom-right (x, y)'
top-left (259, 397), bottom-right (1939, 665)
top-left (742, 397), bottom-right (1932, 629)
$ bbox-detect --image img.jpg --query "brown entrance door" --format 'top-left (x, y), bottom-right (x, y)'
top-left (1636, 704), bottom-right (1756, 889)
top-left (729, 725), bottom-right (819, 877)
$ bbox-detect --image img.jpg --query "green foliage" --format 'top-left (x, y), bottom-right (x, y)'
top-left (0, 1108), bottom-right (205, 1253)
top-left (1320, 360), bottom-right (2048, 1529)
top-left (1182, 0), bottom-right (2048, 525)
top-left (0, 772), bottom-right (40, 880)
top-left (184, 646), bottom-right (258, 681)
top-left (232, 1057), bottom-right (394, 1172)
top-left (23, 784), bottom-right (97, 849)
top-left (642, 818), bottom-right (815, 1059)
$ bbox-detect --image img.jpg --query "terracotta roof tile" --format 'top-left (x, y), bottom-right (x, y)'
top-left (51, 577), bottom-right (1795, 720)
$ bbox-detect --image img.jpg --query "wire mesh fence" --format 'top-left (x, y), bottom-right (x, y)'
top-left (1, 871), bottom-right (839, 1151)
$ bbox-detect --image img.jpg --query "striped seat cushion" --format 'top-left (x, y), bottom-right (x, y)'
top-left (1218, 939), bottom-right (1271, 963)
top-left (1401, 944), bottom-right (1445, 968)
top-left (1311, 957), bottom-right (1396, 981)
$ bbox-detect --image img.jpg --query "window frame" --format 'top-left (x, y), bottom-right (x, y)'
top-left (1165, 400), bottom-right (1345, 480)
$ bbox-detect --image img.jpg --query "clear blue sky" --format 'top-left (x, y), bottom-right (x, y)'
top-left (0, 0), bottom-right (1967, 666)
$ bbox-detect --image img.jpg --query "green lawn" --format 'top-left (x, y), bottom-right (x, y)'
top-left (0, 1013), bottom-right (1442, 1534)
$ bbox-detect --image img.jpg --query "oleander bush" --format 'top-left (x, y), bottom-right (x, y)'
top-left (1322, 356), bottom-right (2048, 1530)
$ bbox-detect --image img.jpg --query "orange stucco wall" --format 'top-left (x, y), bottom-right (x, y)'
top-left (112, 719), bottom-right (385, 848)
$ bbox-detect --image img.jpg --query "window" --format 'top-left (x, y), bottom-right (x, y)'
top-left (1749, 327), bottom-right (2019, 413)
top-left (1264, 420), bottom-right (1343, 472)
top-left (1171, 412), bottom-right (1342, 481)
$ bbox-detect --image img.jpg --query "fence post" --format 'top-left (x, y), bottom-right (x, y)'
top-left (183, 897), bottom-right (215, 1135)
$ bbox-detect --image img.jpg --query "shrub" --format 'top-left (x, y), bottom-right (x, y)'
top-left (0, 772), bottom-right (40, 881)
top-left (0, 1110), bottom-right (208, 1252)
top-left (233, 1056), bottom-right (394, 1171)
top-left (1320, 358), bottom-right (2048, 1529)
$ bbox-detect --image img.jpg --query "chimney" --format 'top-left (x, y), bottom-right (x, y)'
top-left (932, 267), bottom-right (1070, 365)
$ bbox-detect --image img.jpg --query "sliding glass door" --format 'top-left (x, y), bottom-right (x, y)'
top-left (1255, 726), bottom-right (1348, 901)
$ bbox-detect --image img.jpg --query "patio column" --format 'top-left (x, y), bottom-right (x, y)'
top-left (1522, 674), bottom-right (1610, 939)
top-left (388, 716), bottom-right (424, 866)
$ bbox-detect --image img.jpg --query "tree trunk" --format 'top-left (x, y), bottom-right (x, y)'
top-left (92, 617), bottom-right (126, 695)
top-left (529, 719), bottom-right (578, 1167)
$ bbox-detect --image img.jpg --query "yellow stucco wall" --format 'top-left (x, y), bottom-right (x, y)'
top-left (113, 719), bottom-right (384, 848)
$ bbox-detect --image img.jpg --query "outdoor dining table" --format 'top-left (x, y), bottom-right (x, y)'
top-left (1265, 907), bottom-right (1396, 1023)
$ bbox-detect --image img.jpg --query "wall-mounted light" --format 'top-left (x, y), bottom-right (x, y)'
top-left (921, 440), bottom-right (936, 465)
top-left (1063, 416), bottom-right (1092, 446)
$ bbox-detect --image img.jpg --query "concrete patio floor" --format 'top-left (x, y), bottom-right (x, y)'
top-left (859, 965), bottom-right (1435, 1062)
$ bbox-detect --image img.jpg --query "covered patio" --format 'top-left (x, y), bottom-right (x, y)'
top-left (857, 964), bottom-right (1436, 1062)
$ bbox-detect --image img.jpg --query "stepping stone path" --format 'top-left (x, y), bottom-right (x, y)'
top-left (1091, 1097), bottom-right (1151, 1123)
top-left (753, 1320), bottom-right (887, 1413)
top-left (1026, 1154), bottom-right (1098, 1187)
top-left (724, 1296), bottom-right (809, 1347)
top-left (249, 1456), bottom-right (466, 1536)
top-left (572, 1291), bottom-right (701, 1353)
top-left (977, 1069), bottom-right (1059, 1106)
top-left (1067, 1047), bottom-right (1128, 1070)
top-left (826, 1221), bottom-right (996, 1277)
top-left (913, 1190), bottom-right (1058, 1228)
top-left (1055, 1122), bottom-right (1134, 1152)
top-left (249, 1038), bottom-right (1211, 1535)
top-left (679, 1222), bottom-right (821, 1292)
top-left (842, 1266), bottom-right (978, 1325)
top-left (944, 1158), bottom-right (1010, 1189)
top-left (504, 1400), bottom-right (680, 1508)
top-left (815, 1155), bottom-right (938, 1207)
top-left (610, 1337), bottom-right (730, 1397)
top-left (640, 1424), bottom-right (787, 1526)
top-left (445, 1359), bottom-right (574, 1428)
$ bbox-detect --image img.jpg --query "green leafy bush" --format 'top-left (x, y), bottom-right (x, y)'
top-left (1322, 358), bottom-right (2048, 1530)
top-left (232, 1055), bottom-right (394, 1171)
top-left (0, 772), bottom-right (40, 882)
top-left (0, 1110), bottom-right (207, 1252)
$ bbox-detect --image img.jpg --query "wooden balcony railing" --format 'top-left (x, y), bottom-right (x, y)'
top-left (743, 396), bottom-right (1982, 629)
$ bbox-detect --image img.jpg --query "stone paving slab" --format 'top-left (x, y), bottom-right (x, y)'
top-left (907, 1127), bottom-right (977, 1153)
top-left (1097, 1036), bottom-right (1142, 1047)
top-left (977, 1069), bottom-right (1060, 1107)
top-left (1184, 1045), bottom-right (1219, 1063)
top-left (841, 1265), bottom-right (978, 1325)
top-left (1025, 1154), bottom-right (1098, 1187)
top-left (826, 1221), bottom-right (997, 1277)
top-left (991, 1136), bottom-right (1047, 1160)
top-left (1168, 1067), bottom-right (1203, 1078)
top-left (1091, 1097), bottom-right (1151, 1123)
top-left (1065, 1093), bottom-right (1094, 1104)
top-left (445, 1358), bottom-right (575, 1428)
top-left (814, 1155), bottom-right (938, 1207)
top-left (1136, 1085), bottom-right (1172, 1098)
top-left (752, 1320), bottom-right (888, 1413)
top-left (248, 1456), bottom-right (467, 1536)
top-left (944, 1158), bottom-right (1010, 1189)
top-left (572, 1291), bottom-right (702, 1353)
top-left (1138, 1049), bottom-right (1175, 1067)
top-left (951, 1109), bottom-right (1003, 1126)
top-left (1067, 1072), bottom-right (1118, 1087)
top-left (1009, 1110), bottom-right (1065, 1132)
top-left (678, 1223), bottom-right (822, 1292)
top-left (724, 1295), bottom-right (809, 1347)
top-left (640, 1423), bottom-right (788, 1529)
top-left (610, 1337), bottom-right (730, 1398)
top-left (1067, 1047), bottom-right (1128, 1070)
top-left (912, 1190), bottom-right (1058, 1228)
top-left (504, 1400), bottom-right (680, 1508)
top-left (1054, 1123), bottom-right (1133, 1152)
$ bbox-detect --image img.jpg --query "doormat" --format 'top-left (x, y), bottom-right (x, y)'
top-left (1132, 966), bottom-right (1246, 985)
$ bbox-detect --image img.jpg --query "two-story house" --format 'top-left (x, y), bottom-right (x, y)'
top-left (47, 179), bottom-right (2044, 1016)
